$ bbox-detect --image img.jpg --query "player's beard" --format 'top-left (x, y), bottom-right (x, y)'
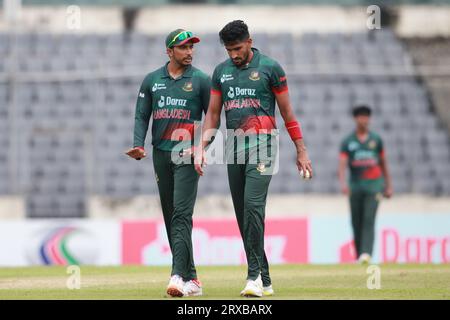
top-left (174, 55), bottom-right (193, 67)
top-left (232, 50), bottom-right (251, 67)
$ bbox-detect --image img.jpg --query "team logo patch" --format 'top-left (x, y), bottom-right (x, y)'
top-left (257, 162), bottom-right (266, 173)
top-left (249, 71), bottom-right (260, 81)
top-left (368, 140), bottom-right (377, 149)
top-left (182, 81), bottom-right (193, 92)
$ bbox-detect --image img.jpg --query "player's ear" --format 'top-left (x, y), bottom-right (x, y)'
top-left (247, 38), bottom-right (253, 47)
top-left (166, 47), bottom-right (173, 58)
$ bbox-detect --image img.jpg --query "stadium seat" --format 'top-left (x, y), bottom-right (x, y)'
top-left (1, 29), bottom-right (450, 217)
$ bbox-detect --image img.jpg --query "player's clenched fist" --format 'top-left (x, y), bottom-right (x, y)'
top-left (125, 147), bottom-right (147, 160)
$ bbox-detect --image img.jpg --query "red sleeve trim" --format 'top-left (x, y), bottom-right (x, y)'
top-left (211, 89), bottom-right (222, 96)
top-left (340, 152), bottom-right (349, 159)
top-left (272, 86), bottom-right (289, 95)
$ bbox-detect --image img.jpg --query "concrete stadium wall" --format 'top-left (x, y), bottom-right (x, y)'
top-left (0, 196), bottom-right (25, 219)
top-left (88, 194), bottom-right (450, 219)
top-left (0, 5), bottom-right (449, 37)
top-left (1, 194), bottom-right (450, 219)
top-left (397, 5), bottom-right (450, 37)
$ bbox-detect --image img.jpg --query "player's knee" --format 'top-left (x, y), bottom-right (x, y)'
top-left (244, 200), bottom-right (265, 214)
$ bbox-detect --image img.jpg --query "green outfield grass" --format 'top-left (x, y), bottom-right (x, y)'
top-left (0, 264), bottom-right (449, 300)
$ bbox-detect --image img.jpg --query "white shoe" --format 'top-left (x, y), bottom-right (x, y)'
top-left (183, 279), bottom-right (203, 297)
top-left (166, 275), bottom-right (184, 297)
top-left (240, 275), bottom-right (263, 297)
top-left (358, 253), bottom-right (371, 264)
top-left (263, 285), bottom-right (274, 296)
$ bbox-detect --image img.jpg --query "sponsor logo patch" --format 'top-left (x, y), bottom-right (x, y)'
top-left (227, 86), bottom-right (256, 99)
top-left (157, 96), bottom-right (188, 108)
top-left (158, 96), bottom-right (165, 108)
top-left (152, 83), bottom-right (167, 92)
top-left (227, 87), bottom-right (235, 99)
top-left (220, 74), bottom-right (234, 83)
top-left (348, 141), bottom-right (359, 152)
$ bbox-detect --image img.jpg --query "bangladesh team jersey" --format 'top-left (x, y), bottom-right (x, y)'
top-left (340, 131), bottom-right (385, 193)
top-left (133, 63), bottom-right (211, 152)
top-left (211, 48), bottom-right (288, 153)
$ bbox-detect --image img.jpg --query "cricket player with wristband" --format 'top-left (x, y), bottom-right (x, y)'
top-left (194, 20), bottom-right (313, 297)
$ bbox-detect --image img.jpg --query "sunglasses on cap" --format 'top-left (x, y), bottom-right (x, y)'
top-left (167, 31), bottom-right (194, 48)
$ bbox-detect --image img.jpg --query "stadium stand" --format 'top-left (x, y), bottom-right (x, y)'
top-left (1, 28), bottom-right (450, 218)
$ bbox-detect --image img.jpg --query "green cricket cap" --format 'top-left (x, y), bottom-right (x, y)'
top-left (165, 29), bottom-right (200, 48)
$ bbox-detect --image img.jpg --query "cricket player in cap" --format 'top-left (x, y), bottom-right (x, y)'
top-left (126, 29), bottom-right (210, 297)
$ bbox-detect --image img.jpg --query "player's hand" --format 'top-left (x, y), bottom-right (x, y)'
top-left (180, 146), bottom-right (197, 158)
top-left (296, 148), bottom-right (313, 179)
top-left (194, 147), bottom-right (206, 176)
top-left (341, 185), bottom-right (349, 195)
top-left (384, 184), bottom-right (393, 198)
top-left (125, 147), bottom-right (147, 160)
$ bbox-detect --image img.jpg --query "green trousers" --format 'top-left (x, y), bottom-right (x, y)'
top-left (152, 148), bottom-right (199, 281)
top-left (227, 158), bottom-right (273, 287)
top-left (349, 190), bottom-right (381, 257)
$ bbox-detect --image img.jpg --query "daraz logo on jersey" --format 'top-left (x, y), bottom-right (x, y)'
top-left (158, 96), bottom-right (187, 108)
top-left (352, 150), bottom-right (378, 167)
top-left (354, 150), bottom-right (376, 160)
top-left (227, 86), bottom-right (256, 99)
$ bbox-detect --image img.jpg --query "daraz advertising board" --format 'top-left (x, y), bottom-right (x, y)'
top-left (0, 214), bottom-right (448, 266)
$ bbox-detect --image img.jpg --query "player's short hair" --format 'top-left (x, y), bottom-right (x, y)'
top-left (352, 105), bottom-right (372, 117)
top-left (219, 20), bottom-right (250, 45)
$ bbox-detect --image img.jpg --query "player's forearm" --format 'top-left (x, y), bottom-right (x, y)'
top-left (200, 111), bottom-right (220, 149)
top-left (133, 118), bottom-right (149, 147)
top-left (276, 91), bottom-right (297, 122)
top-left (276, 94), bottom-right (306, 152)
top-left (338, 160), bottom-right (348, 188)
top-left (293, 138), bottom-right (307, 155)
top-left (338, 169), bottom-right (346, 188)
top-left (133, 106), bottom-right (151, 147)
top-left (381, 160), bottom-right (392, 187)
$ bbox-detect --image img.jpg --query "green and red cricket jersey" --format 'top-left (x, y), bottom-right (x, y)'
top-left (133, 63), bottom-right (211, 152)
top-left (340, 131), bottom-right (385, 193)
top-left (211, 48), bottom-right (288, 153)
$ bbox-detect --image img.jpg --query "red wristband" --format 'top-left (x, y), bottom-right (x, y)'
top-left (285, 121), bottom-right (303, 141)
top-left (135, 146), bottom-right (145, 151)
